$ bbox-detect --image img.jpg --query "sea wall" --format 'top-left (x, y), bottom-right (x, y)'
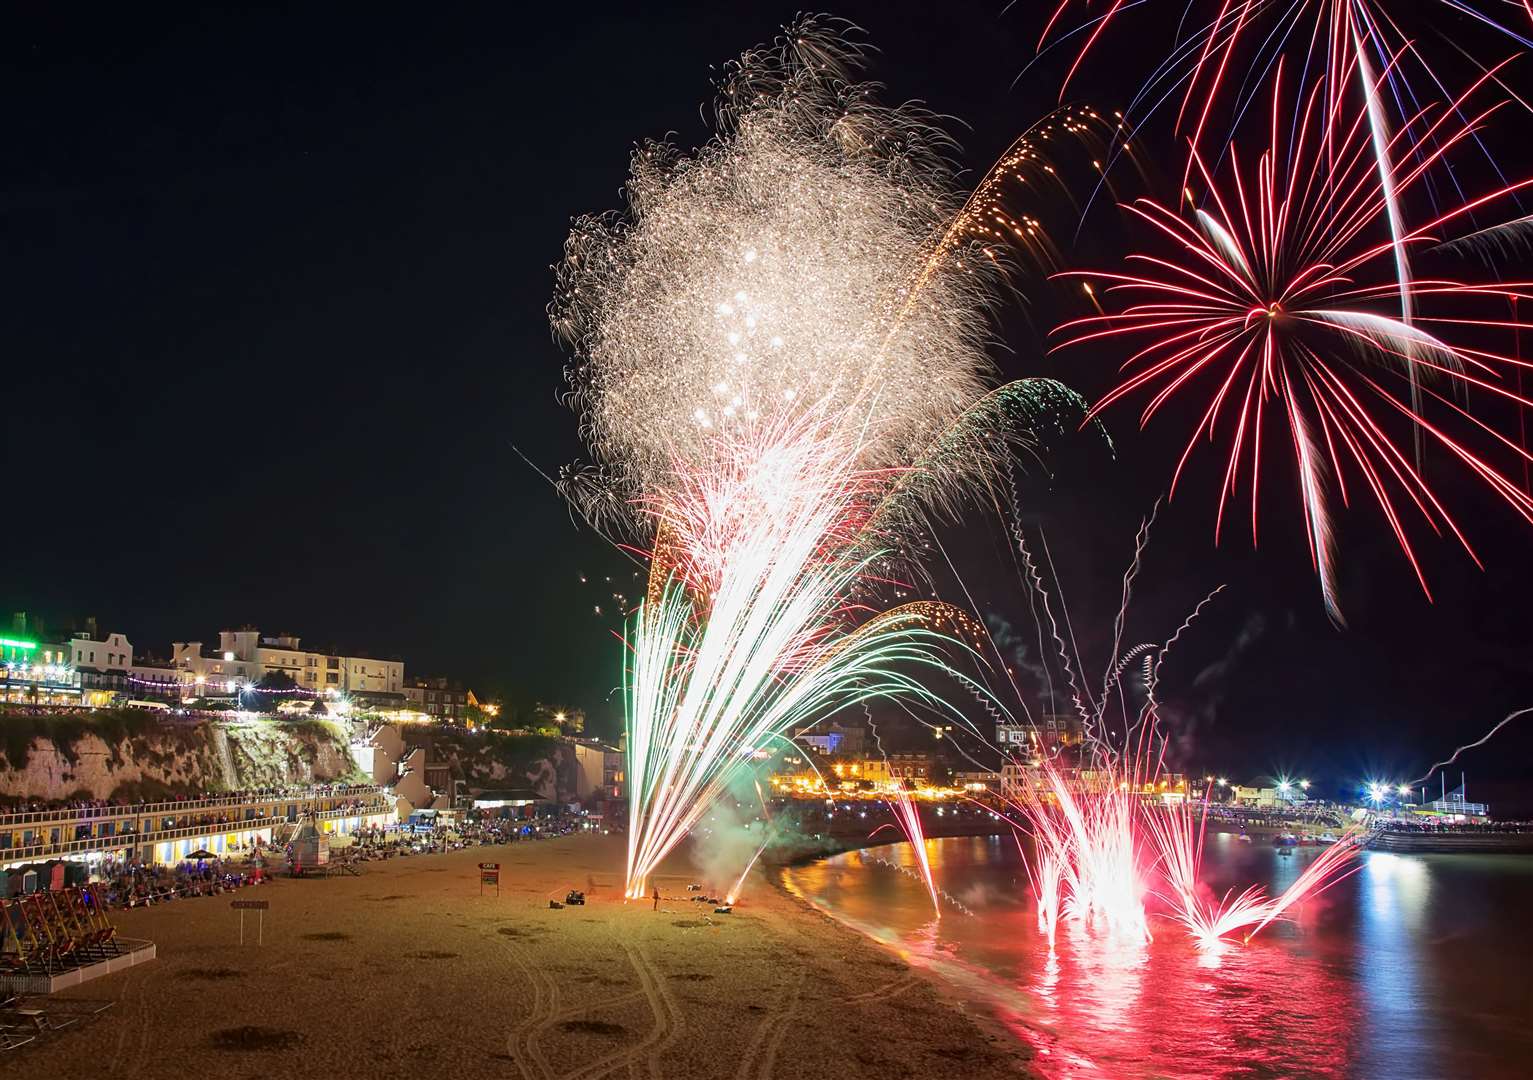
top-left (0, 711), bottom-right (364, 802)
top-left (760, 805), bottom-right (1008, 866)
top-left (1365, 830), bottom-right (1533, 855)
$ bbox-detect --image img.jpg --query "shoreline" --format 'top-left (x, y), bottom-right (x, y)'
top-left (770, 844), bottom-right (1063, 1075)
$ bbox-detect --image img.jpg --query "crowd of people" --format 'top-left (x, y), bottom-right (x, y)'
top-left (78, 814), bottom-right (593, 908)
top-left (0, 782), bottom-right (381, 819)
top-left (1372, 817), bottom-right (1533, 833)
top-left (93, 853), bottom-right (269, 909)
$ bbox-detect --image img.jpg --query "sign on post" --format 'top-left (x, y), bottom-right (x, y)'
top-left (231, 898), bottom-right (270, 945)
top-left (479, 862), bottom-right (500, 897)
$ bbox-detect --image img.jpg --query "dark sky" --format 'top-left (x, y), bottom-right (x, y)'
top-left (6, 3), bottom-right (1532, 798)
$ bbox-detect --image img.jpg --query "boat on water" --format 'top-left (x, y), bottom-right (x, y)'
top-left (1272, 833), bottom-right (1299, 847)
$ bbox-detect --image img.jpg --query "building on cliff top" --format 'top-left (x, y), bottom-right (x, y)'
top-left (171, 627), bottom-right (404, 708)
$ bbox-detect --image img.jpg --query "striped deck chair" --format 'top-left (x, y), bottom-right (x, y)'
top-left (3, 900), bottom-right (50, 973)
top-left (19, 895), bottom-right (67, 968)
top-left (44, 892), bottom-right (89, 959)
top-left (77, 887), bottom-right (118, 951)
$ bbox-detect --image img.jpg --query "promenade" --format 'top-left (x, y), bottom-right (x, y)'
top-left (28, 833), bottom-right (1034, 1079)
top-left (0, 786), bottom-right (394, 869)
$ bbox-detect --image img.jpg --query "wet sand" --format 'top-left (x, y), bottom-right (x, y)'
top-left (31, 834), bottom-right (1036, 1078)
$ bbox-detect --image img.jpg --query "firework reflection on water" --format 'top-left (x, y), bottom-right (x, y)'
top-left (782, 834), bottom-right (1533, 1079)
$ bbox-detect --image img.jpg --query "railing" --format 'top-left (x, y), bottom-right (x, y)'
top-left (0, 784), bottom-right (384, 830)
top-left (0, 795), bottom-right (392, 864)
top-left (129, 801), bottom-right (392, 848)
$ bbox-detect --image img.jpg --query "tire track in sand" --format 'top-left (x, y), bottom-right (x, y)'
top-left (504, 937), bottom-right (561, 1080)
top-left (732, 969), bottom-right (806, 1080)
top-left (560, 941), bottom-right (681, 1080)
top-left (837, 969), bottom-right (921, 1006)
top-left (108, 960), bottom-right (165, 1078)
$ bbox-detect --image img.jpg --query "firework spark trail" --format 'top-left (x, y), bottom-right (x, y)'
top-left (1407, 705), bottom-right (1533, 786)
top-left (554, 19), bottom-right (1104, 898)
top-left (1039, 1), bottom-right (1533, 173)
top-left (887, 784), bottom-right (942, 918)
top-left (1054, 59), bottom-right (1533, 618)
top-left (992, 526), bottom-right (1363, 952)
top-left (1144, 787), bottom-right (1363, 949)
top-left (860, 852), bottom-right (977, 916)
top-left (621, 495), bottom-right (983, 897)
top-left (1008, 771), bottom-right (1143, 944)
top-left (726, 831), bottom-right (773, 907)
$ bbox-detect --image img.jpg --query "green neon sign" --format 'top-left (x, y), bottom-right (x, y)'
top-left (0, 638), bottom-right (38, 651)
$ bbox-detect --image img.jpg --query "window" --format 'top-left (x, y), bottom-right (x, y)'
top-left (326, 673), bottom-right (338, 684)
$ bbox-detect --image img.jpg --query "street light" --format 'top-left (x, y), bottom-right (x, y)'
top-left (1299, 779), bottom-right (1310, 791)
top-left (1367, 781), bottom-right (1388, 805)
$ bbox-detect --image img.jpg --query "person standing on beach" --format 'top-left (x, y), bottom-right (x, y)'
top-left (652, 885), bottom-right (660, 911)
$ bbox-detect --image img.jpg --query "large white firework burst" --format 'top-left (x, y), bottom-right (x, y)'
top-left (551, 19), bottom-right (1003, 500)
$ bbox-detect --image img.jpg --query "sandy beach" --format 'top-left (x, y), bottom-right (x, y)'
top-left (27, 834), bottom-right (1035, 1079)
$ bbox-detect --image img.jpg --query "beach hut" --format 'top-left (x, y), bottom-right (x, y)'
top-left (287, 820), bottom-right (330, 876)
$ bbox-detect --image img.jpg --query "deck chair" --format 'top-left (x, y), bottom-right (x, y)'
top-left (43, 892), bottom-right (87, 959)
top-left (20, 895), bottom-right (66, 968)
top-left (4, 900), bottom-right (49, 973)
top-left (65, 889), bottom-right (110, 954)
top-left (78, 886), bottom-right (118, 952)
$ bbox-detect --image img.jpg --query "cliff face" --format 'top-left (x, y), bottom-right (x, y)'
top-left (403, 729), bottom-right (584, 804)
top-left (0, 712), bottom-right (363, 802)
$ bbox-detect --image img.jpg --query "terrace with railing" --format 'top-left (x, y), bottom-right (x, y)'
top-left (0, 785), bottom-right (392, 865)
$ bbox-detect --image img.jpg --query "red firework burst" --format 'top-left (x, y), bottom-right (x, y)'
top-left (1054, 60), bottom-right (1533, 619)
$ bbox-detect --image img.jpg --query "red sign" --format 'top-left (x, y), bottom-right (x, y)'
top-left (478, 862), bottom-right (500, 870)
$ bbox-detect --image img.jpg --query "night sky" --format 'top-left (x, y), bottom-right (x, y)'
top-left (7, 3), bottom-right (1532, 800)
